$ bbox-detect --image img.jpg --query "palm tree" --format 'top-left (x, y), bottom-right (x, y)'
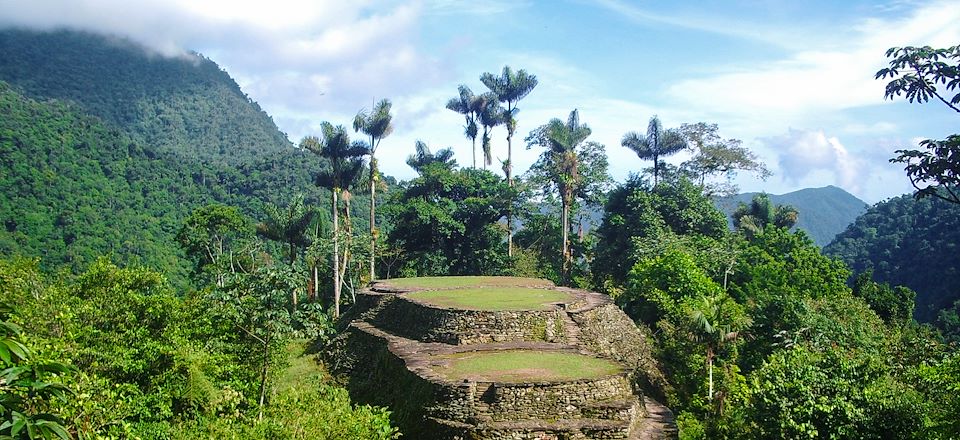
top-left (406, 140), bottom-right (457, 174)
top-left (481, 66), bottom-right (538, 256)
top-left (302, 125), bottom-right (368, 318)
top-left (732, 193), bottom-right (799, 239)
top-left (256, 194), bottom-right (314, 309)
top-left (353, 99), bottom-right (393, 282)
top-left (256, 193), bottom-right (314, 267)
top-left (622, 115), bottom-right (687, 185)
top-left (476, 93), bottom-right (504, 170)
top-left (446, 85), bottom-right (481, 168)
top-left (536, 109), bottom-right (592, 283)
top-left (480, 66), bottom-right (538, 185)
top-left (689, 293), bottom-right (750, 402)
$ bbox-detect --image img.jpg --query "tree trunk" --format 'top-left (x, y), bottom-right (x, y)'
top-left (369, 156), bottom-right (377, 282)
top-left (341, 193), bottom-right (353, 298)
top-left (653, 156), bottom-right (659, 186)
top-left (257, 333), bottom-right (271, 421)
top-left (507, 131), bottom-right (513, 258)
top-left (332, 189), bottom-right (340, 319)
top-left (561, 196), bottom-right (570, 285)
top-left (707, 349), bottom-right (714, 401)
top-left (472, 136), bottom-right (477, 168)
top-left (288, 242), bottom-right (297, 311)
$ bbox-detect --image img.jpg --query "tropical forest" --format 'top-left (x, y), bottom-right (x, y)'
top-left (0, 14), bottom-right (959, 440)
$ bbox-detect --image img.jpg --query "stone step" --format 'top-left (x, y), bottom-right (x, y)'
top-left (559, 310), bottom-right (582, 345)
top-left (431, 416), bottom-right (634, 440)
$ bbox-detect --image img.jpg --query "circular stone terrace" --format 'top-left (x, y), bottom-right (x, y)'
top-left (341, 276), bottom-right (659, 438)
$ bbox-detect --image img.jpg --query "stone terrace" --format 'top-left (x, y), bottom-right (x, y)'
top-left (327, 276), bottom-right (674, 440)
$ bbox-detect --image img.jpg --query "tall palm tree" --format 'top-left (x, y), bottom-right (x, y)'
top-left (302, 124), bottom-right (368, 318)
top-left (446, 85), bottom-right (481, 168)
top-left (406, 140), bottom-right (457, 174)
top-left (480, 66), bottom-right (538, 185)
top-left (353, 99), bottom-right (393, 282)
top-left (537, 109), bottom-right (592, 283)
top-left (481, 65), bottom-right (538, 256)
top-left (476, 92), bottom-right (504, 170)
top-left (732, 193), bottom-right (799, 239)
top-left (689, 293), bottom-right (750, 402)
top-left (622, 115), bottom-right (687, 185)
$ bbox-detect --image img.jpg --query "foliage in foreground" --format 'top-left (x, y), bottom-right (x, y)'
top-left (601, 188), bottom-right (960, 439)
top-left (0, 257), bottom-right (395, 439)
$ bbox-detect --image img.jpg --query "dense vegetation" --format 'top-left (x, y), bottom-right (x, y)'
top-left (0, 257), bottom-right (397, 439)
top-left (1, 29), bottom-right (958, 439)
top-left (825, 194), bottom-right (960, 323)
top-left (0, 29), bottom-right (290, 164)
top-left (593, 177), bottom-right (958, 438)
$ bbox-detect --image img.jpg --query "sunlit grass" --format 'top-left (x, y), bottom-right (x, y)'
top-left (406, 287), bottom-right (570, 311)
top-left (431, 350), bottom-right (621, 382)
top-left (380, 276), bottom-right (553, 289)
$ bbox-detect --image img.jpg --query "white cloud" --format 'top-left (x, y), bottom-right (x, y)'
top-left (664, 0), bottom-right (960, 124)
top-left (766, 129), bottom-right (861, 190)
top-left (0, 0), bottom-right (449, 114)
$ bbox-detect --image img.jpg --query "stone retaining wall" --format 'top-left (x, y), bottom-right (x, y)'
top-left (369, 296), bottom-right (570, 345)
top-left (474, 375), bottom-right (635, 422)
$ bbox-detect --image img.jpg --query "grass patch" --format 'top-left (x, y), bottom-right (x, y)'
top-left (407, 287), bottom-right (570, 311)
top-left (432, 350), bottom-right (621, 382)
top-left (381, 276), bottom-right (553, 289)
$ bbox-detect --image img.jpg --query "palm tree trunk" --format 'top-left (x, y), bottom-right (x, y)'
top-left (472, 136), bottom-right (477, 168)
top-left (653, 156), bottom-right (659, 186)
top-left (332, 189), bottom-right (340, 319)
top-left (561, 196), bottom-right (570, 285)
top-left (507, 132), bottom-right (513, 258)
top-left (369, 156), bottom-right (377, 282)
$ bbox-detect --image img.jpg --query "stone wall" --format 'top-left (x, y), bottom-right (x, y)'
top-left (369, 296), bottom-right (570, 345)
top-left (572, 304), bottom-right (671, 400)
top-left (473, 375), bottom-right (635, 422)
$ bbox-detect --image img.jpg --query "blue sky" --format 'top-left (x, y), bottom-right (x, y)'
top-left (2, 0), bottom-right (958, 202)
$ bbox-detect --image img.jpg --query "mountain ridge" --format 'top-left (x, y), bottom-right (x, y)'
top-left (714, 185), bottom-right (868, 246)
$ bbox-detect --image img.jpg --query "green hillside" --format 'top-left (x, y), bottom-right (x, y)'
top-left (0, 30), bottom-right (387, 285)
top-left (0, 29), bottom-right (291, 164)
top-left (715, 185), bottom-right (868, 246)
top-left (824, 194), bottom-right (960, 321)
top-left (0, 82), bottom-right (235, 282)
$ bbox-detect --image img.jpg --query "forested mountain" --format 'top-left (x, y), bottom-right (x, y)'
top-left (0, 30), bottom-right (393, 286)
top-left (0, 82), bottom-right (325, 285)
top-left (0, 29), bottom-right (291, 164)
top-left (715, 185), bottom-right (867, 246)
top-left (825, 194), bottom-right (960, 321)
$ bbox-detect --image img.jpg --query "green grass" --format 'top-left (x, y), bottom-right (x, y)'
top-left (275, 339), bottom-right (325, 393)
top-left (431, 350), bottom-right (621, 382)
top-left (406, 287), bottom-right (570, 311)
top-left (380, 276), bottom-right (553, 289)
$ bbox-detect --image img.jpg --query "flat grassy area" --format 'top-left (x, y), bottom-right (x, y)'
top-left (380, 276), bottom-right (553, 289)
top-left (406, 287), bottom-right (570, 311)
top-left (431, 350), bottom-right (621, 383)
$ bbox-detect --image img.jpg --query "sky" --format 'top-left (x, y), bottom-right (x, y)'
top-left (1, 0), bottom-right (958, 203)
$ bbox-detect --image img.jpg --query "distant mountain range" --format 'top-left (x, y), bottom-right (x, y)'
top-left (714, 186), bottom-right (869, 247)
